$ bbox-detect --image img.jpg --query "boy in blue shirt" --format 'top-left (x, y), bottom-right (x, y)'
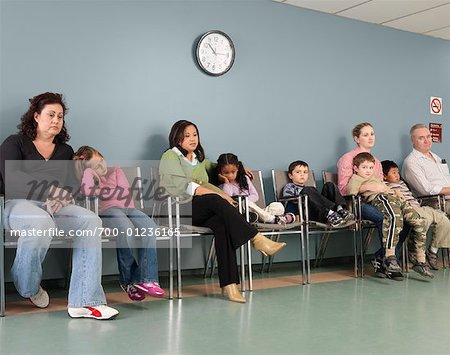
top-left (282, 160), bottom-right (353, 227)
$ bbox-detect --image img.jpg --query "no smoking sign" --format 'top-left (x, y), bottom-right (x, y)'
top-left (430, 96), bottom-right (442, 115)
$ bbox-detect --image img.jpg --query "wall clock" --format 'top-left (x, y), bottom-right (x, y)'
top-left (196, 30), bottom-right (235, 76)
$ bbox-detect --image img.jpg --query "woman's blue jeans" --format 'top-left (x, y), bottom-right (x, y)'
top-left (100, 207), bottom-right (159, 286)
top-left (361, 203), bottom-right (384, 259)
top-left (5, 199), bottom-right (106, 307)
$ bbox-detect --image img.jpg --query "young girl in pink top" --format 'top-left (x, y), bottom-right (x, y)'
top-left (217, 153), bottom-right (295, 224)
top-left (74, 146), bottom-right (165, 301)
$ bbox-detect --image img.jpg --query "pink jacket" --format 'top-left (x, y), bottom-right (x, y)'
top-left (81, 167), bottom-right (135, 213)
top-left (337, 147), bottom-right (383, 195)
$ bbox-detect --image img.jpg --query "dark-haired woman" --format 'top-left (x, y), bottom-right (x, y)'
top-left (0, 92), bottom-right (118, 319)
top-left (159, 120), bottom-right (286, 303)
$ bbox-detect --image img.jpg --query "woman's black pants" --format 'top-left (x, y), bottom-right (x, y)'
top-left (192, 194), bottom-right (258, 287)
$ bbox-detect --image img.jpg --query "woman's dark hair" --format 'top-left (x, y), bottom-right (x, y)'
top-left (217, 153), bottom-right (248, 192)
top-left (168, 120), bottom-right (205, 162)
top-left (18, 92), bottom-right (70, 143)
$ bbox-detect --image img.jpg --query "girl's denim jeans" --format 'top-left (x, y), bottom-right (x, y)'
top-left (100, 207), bottom-right (159, 286)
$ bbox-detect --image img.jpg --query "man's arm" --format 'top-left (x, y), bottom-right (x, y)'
top-left (402, 156), bottom-right (445, 196)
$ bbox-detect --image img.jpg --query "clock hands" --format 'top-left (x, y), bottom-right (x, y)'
top-left (207, 43), bottom-right (217, 55)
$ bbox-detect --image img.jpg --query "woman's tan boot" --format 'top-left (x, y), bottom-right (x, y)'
top-left (222, 284), bottom-right (246, 303)
top-left (251, 233), bottom-right (286, 256)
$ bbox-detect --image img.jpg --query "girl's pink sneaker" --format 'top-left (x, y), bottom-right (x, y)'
top-left (134, 282), bottom-right (166, 298)
top-left (121, 284), bottom-right (146, 301)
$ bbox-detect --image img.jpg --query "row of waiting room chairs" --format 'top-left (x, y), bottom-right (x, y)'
top-left (2, 166), bottom-right (448, 317)
top-left (0, 167), bottom-right (175, 317)
top-left (202, 170), bottom-right (359, 287)
top-left (0, 166), bottom-right (372, 316)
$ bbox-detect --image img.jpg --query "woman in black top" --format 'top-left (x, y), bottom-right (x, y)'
top-left (0, 92), bottom-right (118, 320)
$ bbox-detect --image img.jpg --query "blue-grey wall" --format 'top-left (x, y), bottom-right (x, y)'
top-left (1, 0), bottom-right (449, 276)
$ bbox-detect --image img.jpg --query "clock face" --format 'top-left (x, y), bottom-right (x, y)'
top-left (196, 31), bottom-right (235, 76)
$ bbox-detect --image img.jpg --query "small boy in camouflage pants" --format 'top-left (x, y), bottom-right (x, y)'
top-left (382, 160), bottom-right (450, 271)
top-left (348, 152), bottom-right (433, 279)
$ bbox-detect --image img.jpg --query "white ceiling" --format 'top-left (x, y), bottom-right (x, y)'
top-left (273, 0), bottom-right (450, 41)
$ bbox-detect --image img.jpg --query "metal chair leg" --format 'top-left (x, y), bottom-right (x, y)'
top-left (363, 228), bottom-right (374, 255)
top-left (247, 240), bottom-right (253, 291)
top-left (267, 233), bottom-right (281, 273)
top-left (240, 245), bottom-right (246, 292)
top-left (1, 196), bottom-right (5, 317)
top-left (203, 238), bottom-right (215, 278)
top-left (168, 231), bottom-right (173, 300)
top-left (441, 248), bottom-right (449, 269)
top-left (314, 233), bottom-right (330, 268)
top-left (352, 228), bottom-right (358, 278)
top-left (260, 251), bottom-right (267, 273)
top-left (402, 242), bottom-right (409, 273)
top-left (176, 232), bottom-right (182, 299)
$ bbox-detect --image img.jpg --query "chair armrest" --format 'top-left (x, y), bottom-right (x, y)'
top-left (416, 194), bottom-right (446, 211)
top-left (77, 195), bottom-right (99, 214)
top-left (416, 194), bottom-right (443, 200)
top-left (278, 196), bottom-right (300, 202)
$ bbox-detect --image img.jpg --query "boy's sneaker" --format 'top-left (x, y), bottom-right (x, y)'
top-left (385, 270), bottom-right (404, 281)
top-left (371, 258), bottom-right (387, 278)
top-left (327, 211), bottom-right (344, 227)
top-left (29, 286), bottom-right (49, 308)
top-left (68, 305), bottom-right (119, 320)
top-left (338, 209), bottom-right (355, 223)
top-left (134, 282), bottom-right (166, 298)
top-left (248, 212), bottom-right (259, 224)
top-left (284, 212), bottom-right (296, 223)
top-left (121, 283), bottom-right (146, 301)
top-left (383, 255), bottom-right (402, 273)
top-left (426, 248), bottom-right (439, 270)
top-left (275, 213), bottom-right (296, 225)
top-left (412, 262), bottom-right (434, 279)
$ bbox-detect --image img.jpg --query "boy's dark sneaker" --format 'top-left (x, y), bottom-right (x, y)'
top-left (408, 253), bottom-right (418, 266)
top-left (371, 258), bottom-right (387, 278)
top-left (327, 211), bottom-right (344, 227)
top-left (338, 209), bottom-right (355, 222)
top-left (385, 270), bottom-right (404, 281)
top-left (412, 263), bottom-right (434, 279)
top-left (426, 248), bottom-right (439, 270)
top-left (383, 255), bottom-right (402, 273)
top-left (248, 212), bottom-right (259, 224)
top-left (372, 258), bottom-right (404, 280)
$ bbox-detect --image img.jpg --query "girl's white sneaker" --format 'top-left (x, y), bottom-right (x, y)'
top-left (68, 305), bottom-right (119, 320)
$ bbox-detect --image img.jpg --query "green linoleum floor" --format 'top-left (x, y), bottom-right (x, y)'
top-left (2, 265), bottom-right (450, 355)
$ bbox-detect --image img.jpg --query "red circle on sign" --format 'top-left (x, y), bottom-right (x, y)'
top-left (431, 98), bottom-right (441, 114)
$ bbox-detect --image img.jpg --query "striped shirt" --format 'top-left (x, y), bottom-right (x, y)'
top-left (385, 180), bottom-right (420, 208)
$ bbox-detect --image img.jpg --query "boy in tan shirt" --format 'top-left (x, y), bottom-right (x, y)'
top-left (348, 152), bottom-right (433, 279)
